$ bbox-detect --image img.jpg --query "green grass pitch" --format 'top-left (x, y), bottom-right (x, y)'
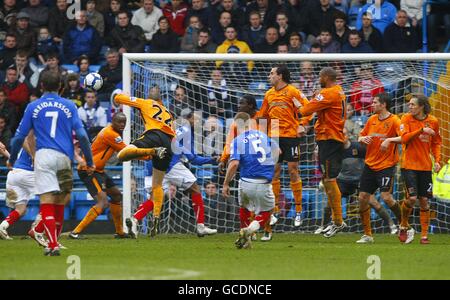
top-left (1, 233), bottom-right (449, 280)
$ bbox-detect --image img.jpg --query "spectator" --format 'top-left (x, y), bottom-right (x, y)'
top-left (318, 27), bottom-right (341, 53)
top-left (209, 0), bottom-right (246, 30)
top-left (400, 0), bottom-right (429, 30)
top-left (104, 0), bottom-right (124, 36)
top-left (275, 11), bottom-right (295, 44)
top-left (298, 61), bottom-right (319, 98)
top-left (255, 26), bottom-right (279, 53)
top-left (181, 15), bottom-right (203, 53)
top-left (341, 30), bottom-right (374, 53)
top-left (64, 10), bottom-right (102, 64)
top-left (185, 0), bottom-right (209, 29)
top-left (0, 114), bottom-right (12, 166)
top-left (179, 66), bottom-right (208, 109)
top-left (169, 87), bottom-right (195, 118)
top-left (77, 55), bottom-right (91, 88)
top-left (86, 0), bottom-right (105, 37)
top-left (358, 11), bottom-right (384, 53)
top-left (9, 12), bottom-right (37, 57)
top-left (77, 90), bottom-right (108, 137)
top-left (344, 104), bottom-right (363, 142)
top-left (0, 34), bottom-right (18, 71)
top-left (306, 0), bottom-right (340, 43)
top-left (349, 63), bottom-right (384, 115)
top-left (20, 0), bottom-right (48, 28)
top-left (97, 49), bottom-right (122, 101)
top-left (131, 0), bottom-right (163, 42)
top-left (203, 181), bottom-right (233, 231)
top-left (37, 52), bottom-right (68, 89)
top-left (36, 26), bottom-right (58, 66)
top-left (310, 42), bottom-right (322, 53)
top-left (1, 67), bottom-right (29, 119)
top-left (277, 42), bottom-right (289, 53)
top-left (215, 26), bottom-right (253, 73)
top-left (211, 10), bottom-right (232, 45)
top-left (207, 69), bottom-right (232, 119)
top-left (383, 9), bottom-right (419, 53)
top-left (241, 11), bottom-right (266, 52)
top-left (0, 0), bottom-right (19, 34)
top-left (281, 0), bottom-right (309, 37)
top-left (194, 28), bottom-right (217, 53)
top-left (48, 0), bottom-right (72, 49)
top-left (245, 0), bottom-right (277, 28)
top-left (13, 50), bottom-right (39, 89)
top-left (162, 0), bottom-right (189, 37)
top-left (0, 90), bottom-right (18, 131)
top-left (108, 10), bottom-right (146, 54)
top-left (356, 0), bottom-right (397, 34)
top-left (203, 115), bottom-right (224, 156)
top-left (288, 32), bottom-right (309, 53)
top-left (150, 16), bottom-right (180, 53)
top-left (333, 10), bottom-right (351, 46)
top-left (62, 73), bottom-right (85, 107)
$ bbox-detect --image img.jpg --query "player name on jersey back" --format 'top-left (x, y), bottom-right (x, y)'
top-left (32, 100), bottom-right (73, 119)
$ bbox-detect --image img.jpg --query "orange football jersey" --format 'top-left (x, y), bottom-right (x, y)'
top-left (359, 114), bottom-right (401, 171)
top-left (300, 84), bottom-right (346, 142)
top-left (79, 125), bottom-right (127, 173)
top-left (400, 113), bottom-right (442, 171)
top-left (256, 84), bottom-right (311, 138)
top-left (114, 94), bottom-right (176, 138)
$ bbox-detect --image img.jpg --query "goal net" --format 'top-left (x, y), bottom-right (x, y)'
top-left (121, 53), bottom-right (450, 236)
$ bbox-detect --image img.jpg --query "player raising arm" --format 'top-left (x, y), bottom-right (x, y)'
top-left (256, 64), bottom-right (311, 241)
top-left (113, 92), bottom-right (175, 236)
top-left (299, 67), bottom-right (347, 238)
top-left (8, 72), bottom-right (94, 256)
top-left (398, 94), bottom-right (442, 244)
top-left (222, 112), bottom-right (279, 249)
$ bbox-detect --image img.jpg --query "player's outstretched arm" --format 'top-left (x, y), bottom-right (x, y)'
top-left (222, 160), bottom-right (239, 198)
top-left (113, 93), bottom-right (146, 108)
top-left (75, 127), bottom-right (94, 172)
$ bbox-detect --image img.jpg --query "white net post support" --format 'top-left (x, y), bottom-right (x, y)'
top-left (122, 55), bottom-right (132, 231)
top-left (122, 53), bottom-right (450, 235)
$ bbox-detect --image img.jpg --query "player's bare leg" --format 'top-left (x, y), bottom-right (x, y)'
top-left (264, 164), bottom-right (280, 241)
top-left (288, 161), bottom-right (303, 227)
top-left (380, 192), bottom-right (401, 234)
top-left (419, 197), bottom-right (430, 244)
top-left (0, 203), bottom-right (27, 240)
top-left (188, 183), bottom-right (217, 237)
top-left (117, 145), bottom-right (166, 162)
top-left (356, 192), bottom-right (374, 243)
top-left (368, 195), bottom-right (397, 234)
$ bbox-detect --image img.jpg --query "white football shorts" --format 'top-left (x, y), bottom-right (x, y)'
top-left (34, 149), bottom-right (72, 195)
top-left (6, 168), bottom-right (35, 208)
top-left (238, 178), bottom-right (275, 214)
top-left (145, 162), bottom-right (197, 193)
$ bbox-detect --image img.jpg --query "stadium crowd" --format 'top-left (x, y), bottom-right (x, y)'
top-left (0, 0), bottom-right (449, 230)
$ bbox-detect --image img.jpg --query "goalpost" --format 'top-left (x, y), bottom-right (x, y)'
top-left (121, 53), bottom-right (450, 235)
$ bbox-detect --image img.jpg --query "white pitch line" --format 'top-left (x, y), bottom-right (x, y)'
top-left (152, 268), bottom-right (202, 280)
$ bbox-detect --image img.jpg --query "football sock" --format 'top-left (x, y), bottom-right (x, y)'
top-left (54, 204), bottom-right (65, 237)
top-left (134, 199), bottom-right (154, 221)
top-left (191, 192), bottom-right (205, 224)
top-left (255, 211), bottom-right (271, 227)
top-left (323, 205), bottom-right (332, 226)
top-left (152, 185), bottom-right (164, 218)
top-left (73, 206), bottom-right (102, 234)
top-left (239, 207), bottom-right (251, 228)
top-left (34, 219), bottom-right (45, 233)
top-left (117, 147), bottom-right (157, 161)
top-left (401, 201), bottom-right (412, 228)
top-left (323, 180), bottom-right (343, 225)
top-left (290, 180), bottom-right (303, 213)
top-left (110, 203), bottom-right (124, 235)
top-left (5, 210), bottom-right (21, 227)
top-left (420, 209), bottom-right (430, 238)
top-left (388, 201), bottom-right (402, 224)
top-left (272, 179), bottom-right (281, 214)
top-left (41, 204), bottom-right (57, 249)
top-left (360, 208), bottom-right (372, 236)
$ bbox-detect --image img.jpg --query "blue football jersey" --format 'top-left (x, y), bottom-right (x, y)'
top-left (230, 130), bottom-right (278, 181)
top-left (14, 148), bottom-right (33, 171)
top-left (15, 92), bottom-right (83, 160)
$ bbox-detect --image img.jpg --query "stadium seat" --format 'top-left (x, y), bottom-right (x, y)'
top-left (256, 98), bottom-right (263, 109)
top-left (62, 64), bottom-right (79, 73)
top-left (74, 200), bottom-right (107, 220)
top-left (171, 63), bottom-right (187, 74)
top-left (89, 65), bottom-right (101, 73)
top-left (248, 81), bottom-right (268, 91)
